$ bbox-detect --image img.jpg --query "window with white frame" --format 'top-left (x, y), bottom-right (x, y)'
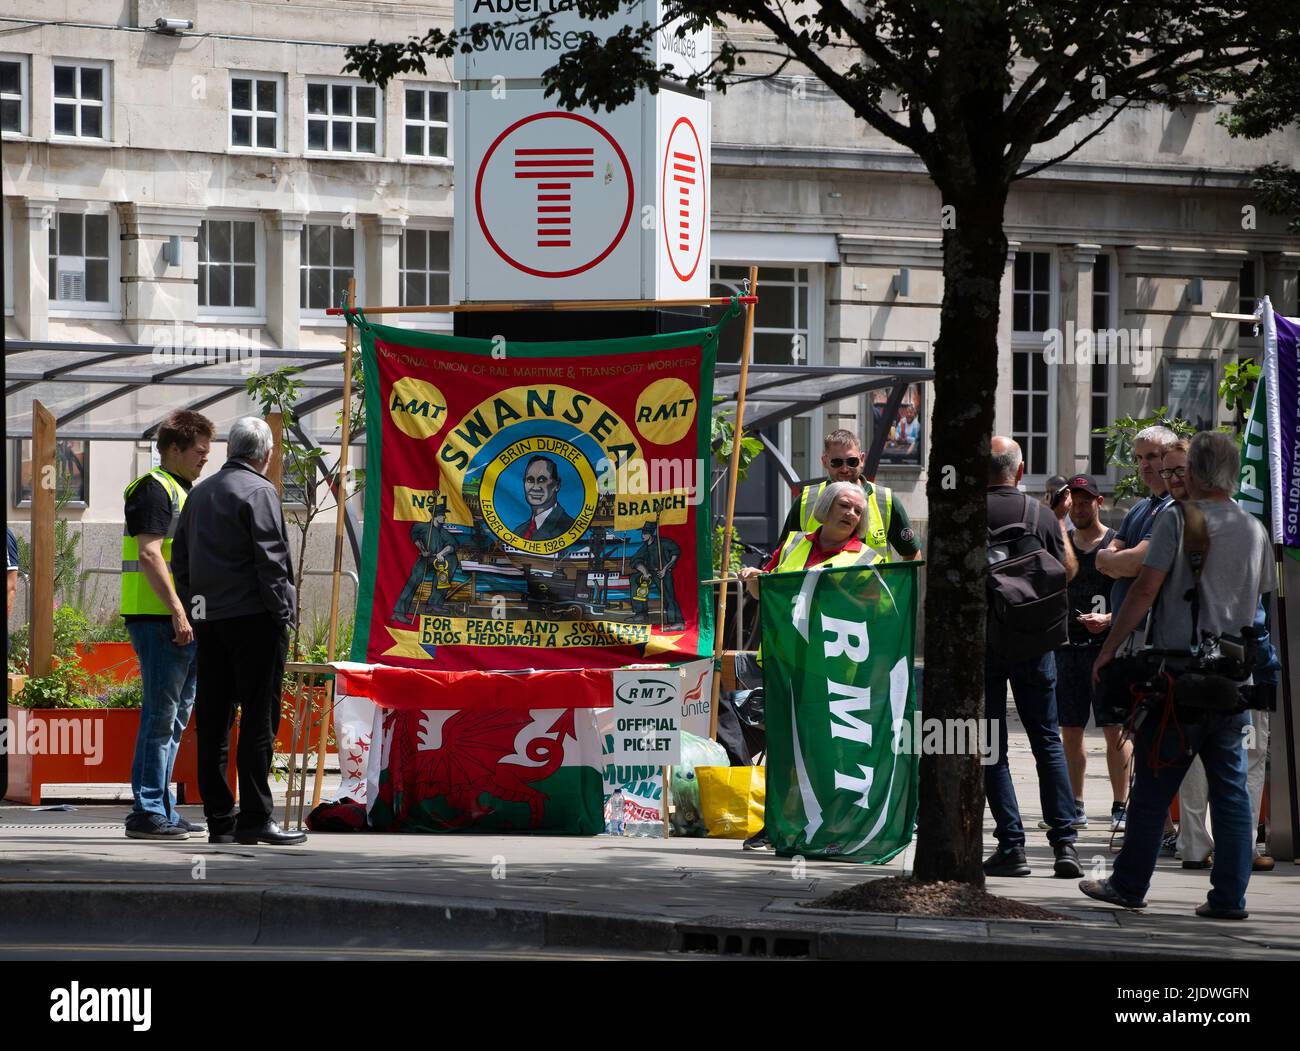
top-left (1090, 253), bottom-right (1114, 476)
top-left (404, 86), bottom-right (450, 159)
top-left (711, 263), bottom-right (819, 480)
top-left (48, 210), bottom-right (111, 307)
top-left (1239, 258), bottom-right (1259, 341)
top-left (230, 74), bottom-right (281, 151)
top-left (1, 54), bottom-right (29, 135)
top-left (53, 60), bottom-right (108, 140)
top-left (710, 264), bottom-right (811, 365)
top-left (305, 79), bottom-right (379, 155)
top-left (199, 218), bottom-right (258, 312)
top-left (300, 223), bottom-right (355, 312)
top-left (400, 228), bottom-right (450, 307)
top-left (2, 200), bottom-right (13, 314)
top-left (1012, 250), bottom-right (1054, 477)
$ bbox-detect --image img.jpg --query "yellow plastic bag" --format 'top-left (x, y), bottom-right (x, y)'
top-left (697, 766), bottom-right (765, 839)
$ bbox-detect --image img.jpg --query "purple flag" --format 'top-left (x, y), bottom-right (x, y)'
top-left (1263, 297), bottom-right (1300, 546)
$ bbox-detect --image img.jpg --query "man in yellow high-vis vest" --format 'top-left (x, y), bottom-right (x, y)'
top-left (777, 428), bottom-right (921, 563)
top-left (121, 410), bottom-right (214, 841)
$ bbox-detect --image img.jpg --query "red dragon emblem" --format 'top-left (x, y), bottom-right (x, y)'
top-left (377, 706), bottom-right (578, 830)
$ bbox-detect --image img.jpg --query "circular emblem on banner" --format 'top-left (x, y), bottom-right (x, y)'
top-left (388, 377), bottom-right (448, 439)
top-left (474, 111), bottom-right (635, 279)
top-left (661, 116), bottom-right (706, 282)
top-left (479, 436), bottom-right (598, 555)
top-left (635, 377), bottom-right (697, 445)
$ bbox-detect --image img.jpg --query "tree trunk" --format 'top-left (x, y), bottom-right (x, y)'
top-left (913, 185), bottom-right (1010, 886)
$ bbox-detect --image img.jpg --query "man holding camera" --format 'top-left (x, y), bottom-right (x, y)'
top-left (1084, 431), bottom-right (1274, 919)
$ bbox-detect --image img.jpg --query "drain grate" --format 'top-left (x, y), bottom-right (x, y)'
top-left (0, 824), bottom-right (125, 832)
top-left (679, 929), bottom-right (812, 958)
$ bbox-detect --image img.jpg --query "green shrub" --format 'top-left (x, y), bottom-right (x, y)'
top-left (12, 660), bottom-right (112, 710)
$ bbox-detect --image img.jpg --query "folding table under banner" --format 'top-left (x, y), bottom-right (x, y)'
top-left (330, 309), bottom-right (736, 832)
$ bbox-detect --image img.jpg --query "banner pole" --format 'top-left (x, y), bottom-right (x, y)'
top-left (324, 295), bottom-right (758, 317)
top-left (662, 765), bottom-right (671, 838)
top-left (1273, 544), bottom-right (1300, 859)
top-left (709, 266), bottom-right (758, 740)
top-left (312, 277), bottom-right (356, 812)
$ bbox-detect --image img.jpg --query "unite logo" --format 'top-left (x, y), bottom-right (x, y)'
top-left (476, 111), bottom-right (634, 279)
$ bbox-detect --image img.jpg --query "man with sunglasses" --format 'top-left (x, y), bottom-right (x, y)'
top-left (777, 428), bottom-right (921, 562)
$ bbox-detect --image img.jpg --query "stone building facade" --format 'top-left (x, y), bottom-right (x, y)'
top-left (4, 1), bottom-right (1299, 623)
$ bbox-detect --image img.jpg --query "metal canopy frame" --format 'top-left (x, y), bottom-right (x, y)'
top-left (6, 338), bottom-right (935, 560)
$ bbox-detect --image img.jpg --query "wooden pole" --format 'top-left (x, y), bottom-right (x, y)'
top-left (30, 401), bottom-right (56, 678)
top-left (311, 278), bottom-right (356, 811)
top-left (708, 268), bottom-right (758, 740)
top-left (325, 295), bottom-right (757, 317)
top-left (266, 411), bottom-right (284, 496)
top-left (662, 765), bottom-right (671, 838)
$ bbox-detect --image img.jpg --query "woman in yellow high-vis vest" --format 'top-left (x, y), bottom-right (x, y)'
top-left (120, 410), bottom-right (213, 842)
top-left (741, 480), bottom-right (883, 599)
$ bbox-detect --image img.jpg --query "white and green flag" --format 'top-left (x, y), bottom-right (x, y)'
top-left (760, 563), bottom-right (920, 862)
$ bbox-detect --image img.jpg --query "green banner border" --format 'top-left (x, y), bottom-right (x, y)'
top-left (349, 318), bottom-right (726, 663)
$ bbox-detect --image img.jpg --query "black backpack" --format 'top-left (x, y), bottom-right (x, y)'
top-left (987, 494), bottom-right (1069, 661)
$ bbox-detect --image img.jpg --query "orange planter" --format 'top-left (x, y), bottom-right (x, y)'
top-left (4, 703), bottom-right (235, 806)
top-left (274, 685), bottom-right (335, 754)
top-left (75, 642), bottom-right (140, 684)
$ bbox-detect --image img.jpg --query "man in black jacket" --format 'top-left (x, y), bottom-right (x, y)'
top-left (173, 416), bottom-right (304, 846)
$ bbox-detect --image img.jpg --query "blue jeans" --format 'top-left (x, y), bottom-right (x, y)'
top-left (1112, 708), bottom-right (1253, 911)
top-left (985, 649), bottom-right (1078, 849)
top-left (127, 620), bottom-right (197, 823)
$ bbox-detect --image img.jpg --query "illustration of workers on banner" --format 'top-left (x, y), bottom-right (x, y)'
top-left (629, 521), bottom-right (684, 630)
top-left (393, 497), bottom-right (460, 622)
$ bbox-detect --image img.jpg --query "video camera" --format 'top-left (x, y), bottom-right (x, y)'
top-left (1099, 625), bottom-right (1267, 728)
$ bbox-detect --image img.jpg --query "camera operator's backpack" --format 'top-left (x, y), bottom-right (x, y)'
top-left (987, 493), bottom-right (1068, 661)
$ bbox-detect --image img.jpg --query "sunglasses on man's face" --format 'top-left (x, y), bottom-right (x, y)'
top-left (1158, 466), bottom-right (1186, 479)
top-left (829, 457), bottom-right (861, 469)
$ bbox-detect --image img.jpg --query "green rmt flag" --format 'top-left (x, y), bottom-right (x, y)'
top-left (1236, 372), bottom-right (1268, 524)
top-left (760, 563), bottom-right (920, 862)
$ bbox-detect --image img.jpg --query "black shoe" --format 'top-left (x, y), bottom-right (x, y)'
top-left (1053, 843), bottom-right (1082, 878)
top-left (983, 846), bottom-right (1030, 877)
top-left (1196, 901), bottom-right (1248, 920)
top-left (235, 820), bottom-right (307, 846)
top-left (742, 830), bottom-right (773, 852)
top-left (1080, 877), bottom-right (1147, 910)
top-left (171, 814), bottom-right (207, 834)
top-left (125, 815), bottom-right (189, 842)
top-left (208, 833), bottom-right (236, 844)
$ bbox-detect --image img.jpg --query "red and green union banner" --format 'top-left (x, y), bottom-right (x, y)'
top-left (760, 563), bottom-right (920, 862)
top-left (349, 316), bottom-right (731, 672)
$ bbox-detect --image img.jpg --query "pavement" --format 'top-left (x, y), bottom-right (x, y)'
top-left (2, 716), bottom-right (1297, 960)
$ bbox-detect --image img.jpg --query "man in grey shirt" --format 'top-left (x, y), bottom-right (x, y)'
top-left (1083, 431), bottom-right (1273, 919)
top-left (174, 416), bottom-right (304, 846)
